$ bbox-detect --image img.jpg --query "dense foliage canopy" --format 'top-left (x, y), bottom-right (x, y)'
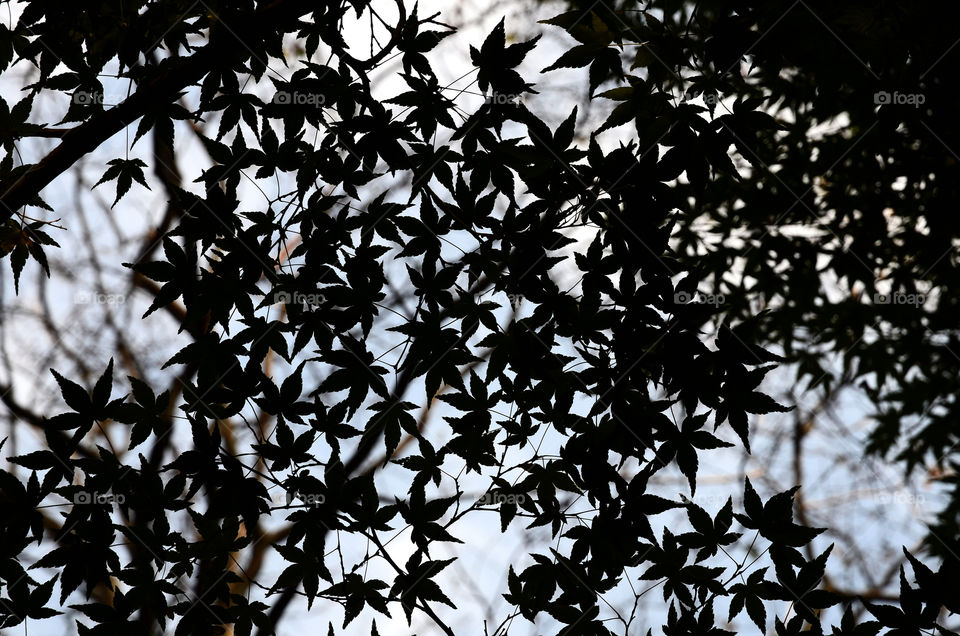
top-left (0, 0), bottom-right (958, 635)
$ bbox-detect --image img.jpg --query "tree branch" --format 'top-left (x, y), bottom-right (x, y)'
top-left (0, 0), bottom-right (316, 221)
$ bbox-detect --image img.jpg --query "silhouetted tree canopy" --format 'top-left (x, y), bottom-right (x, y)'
top-left (0, 0), bottom-right (958, 635)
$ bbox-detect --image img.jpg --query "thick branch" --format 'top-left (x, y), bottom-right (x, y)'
top-left (0, 0), bottom-right (313, 221)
